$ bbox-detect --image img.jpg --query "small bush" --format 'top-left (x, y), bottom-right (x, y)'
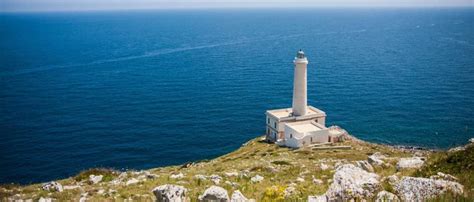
top-left (74, 168), bottom-right (117, 182)
top-left (262, 185), bottom-right (286, 201)
top-left (272, 160), bottom-right (292, 166)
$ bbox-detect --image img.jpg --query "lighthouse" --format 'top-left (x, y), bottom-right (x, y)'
top-left (292, 49), bottom-right (308, 116)
top-left (265, 49), bottom-right (334, 145)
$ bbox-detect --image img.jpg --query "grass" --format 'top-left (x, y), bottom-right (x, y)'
top-left (74, 168), bottom-right (118, 183)
top-left (1, 136), bottom-right (472, 201)
top-left (414, 144), bottom-right (474, 199)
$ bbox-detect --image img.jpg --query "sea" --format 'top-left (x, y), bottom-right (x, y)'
top-left (1, 8), bottom-right (473, 184)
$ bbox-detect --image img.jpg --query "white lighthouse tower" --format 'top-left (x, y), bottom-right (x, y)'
top-left (265, 49), bottom-right (346, 146)
top-left (292, 49), bottom-right (308, 116)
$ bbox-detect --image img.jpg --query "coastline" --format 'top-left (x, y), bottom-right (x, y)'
top-left (1, 135), bottom-right (473, 201)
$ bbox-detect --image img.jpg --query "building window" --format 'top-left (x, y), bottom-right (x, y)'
top-left (274, 122), bottom-right (277, 128)
top-left (311, 137), bottom-right (313, 142)
top-left (290, 134), bottom-right (292, 138)
top-left (267, 118), bottom-right (270, 124)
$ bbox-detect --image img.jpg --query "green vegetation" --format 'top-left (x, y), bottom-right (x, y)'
top-left (415, 144), bottom-right (474, 199)
top-left (74, 168), bottom-right (118, 182)
top-left (1, 136), bottom-right (472, 201)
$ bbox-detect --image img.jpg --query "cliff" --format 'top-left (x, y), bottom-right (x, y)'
top-left (1, 136), bottom-right (473, 201)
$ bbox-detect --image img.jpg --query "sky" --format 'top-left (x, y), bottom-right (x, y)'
top-left (1, 0), bottom-right (473, 12)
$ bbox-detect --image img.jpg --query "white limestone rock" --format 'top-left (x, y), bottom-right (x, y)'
top-left (63, 185), bottom-right (81, 190)
top-left (230, 190), bottom-right (253, 202)
top-left (386, 175), bottom-right (399, 186)
top-left (170, 173), bottom-right (184, 179)
top-left (198, 186), bottom-right (229, 202)
top-left (325, 164), bottom-right (380, 201)
top-left (284, 186), bottom-right (297, 197)
top-left (41, 181), bottom-right (63, 192)
top-left (152, 184), bottom-right (187, 202)
top-left (312, 176), bottom-right (323, 185)
top-left (38, 197), bottom-right (53, 202)
top-left (210, 174), bottom-right (222, 185)
top-left (356, 160), bottom-right (374, 172)
top-left (308, 195), bottom-right (328, 202)
top-left (296, 177), bottom-right (305, 183)
top-left (89, 175), bottom-right (103, 184)
top-left (194, 174), bottom-right (207, 181)
top-left (396, 157), bottom-right (424, 170)
top-left (469, 138), bottom-right (474, 144)
top-left (430, 172), bottom-right (459, 181)
top-left (375, 191), bottom-right (399, 202)
top-left (225, 172), bottom-right (238, 177)
top-left (368, 152), bottom-right (386, 166)
top-left (250, 175), bottom-right (263, 183)
top-left (126, 178), bottom-right (139, 186)
top-left (394, 177), bottom-right (464, 201)
top-left (320, 163), bottom-right (330, 171)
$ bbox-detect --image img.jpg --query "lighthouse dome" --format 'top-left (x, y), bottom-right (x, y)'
top-left (296, 49), bottom-right (305, 59)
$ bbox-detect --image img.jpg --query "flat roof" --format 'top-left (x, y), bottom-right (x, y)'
top-left (285, 120), bottom-right (325, 133)
top-left (266, 106), bottom-right (326, 120)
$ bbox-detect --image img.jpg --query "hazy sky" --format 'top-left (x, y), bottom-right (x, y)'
top-left (1, 0), bottom-right (473, 12)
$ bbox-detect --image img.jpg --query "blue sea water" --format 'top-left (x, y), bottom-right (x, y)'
top-left (0, 8), bottom-right (473, 184)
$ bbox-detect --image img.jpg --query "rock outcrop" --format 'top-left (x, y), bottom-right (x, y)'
top-left (152, 184), bottom-right (187, 202)
top-left (209, 174), bottom-right (222, 185)
top-left (368, 152), bottom-right (386, 166)
top-left (375, 191), bottom-right (399, 202)
top-left (170, 173), bottom-right (184, 179)
top-left (396, 157), bottom-right (424, 170)
top-left (230, 190), bottom-right (253, 202)
top-left (394, 177), bottom-right (463, 201)
top-left (355, 160), bottom-right (374, 172)
top-left (322, 164), bottom-right (380, 201)
top-left (250, 175), bottom-right (263, 183)
top-left (41, 181), bottom-right (63, 192)
top-left (89, 175), bottom-right (103, 184)
top-left (198, 186), bottom-right (229, 202)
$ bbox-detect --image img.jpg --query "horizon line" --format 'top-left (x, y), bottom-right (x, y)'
top-left (2, 5), bottom-right (474, 13)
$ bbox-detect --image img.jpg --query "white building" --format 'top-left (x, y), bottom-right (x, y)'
top-left (265, 50), bottom-right (345, 148)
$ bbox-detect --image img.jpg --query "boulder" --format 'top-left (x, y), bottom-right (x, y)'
top-left (308, 195), bottom-right (328, 202)
top-left (325, 164), bottom-right (380, 200)
top-left (375, 191), bottom-right (399, 202)
top-left (386, 175), bottom-right (399, 186)
top-left (396, 157), bottom-right (424, 170)
top-left (194, 174), bottom-right (207, 181)
top-left (170, 173), bottom-right (184, 179)
top-left (63, 185), bottom-right (81, 190)
top-left (430, 172), bottom-right (458, 181)
top-left (355, 160), bottom-right (374, 172)
top-left (320, 163), bottom-right (330, 171)
top-left (126, 178), bottom-right (139, 186)
top-left (41, 181), bottom-right (63, 192)
top-left (210, 174), bottom-right (222, 185)
top-left (469, 138), bottom-right (474, 144)
top-left (152, 184), bottom-right (187, 202)
top-left (225, 172), bottom-right (238, 177)
top-left (230, 190), bottom-right (252, 202)
top-left (368, 152), bottom-right (386, 166)
top-left (284, 186), bottom-right (296, 197)
top-left (198, 186), bottom-right (229, 202)
top-left (394, 177), bottom-right (464, 201)
top-left (89, 175), bottom-right (103, 184)
top-left (312, 177), bottom-right (323, 185)
top-left (250, 175), bottom-right (263, 183)
top-left (38, 197), bottom-right (53, 202)
top-left (296, 177), bottom-right (305, 183)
